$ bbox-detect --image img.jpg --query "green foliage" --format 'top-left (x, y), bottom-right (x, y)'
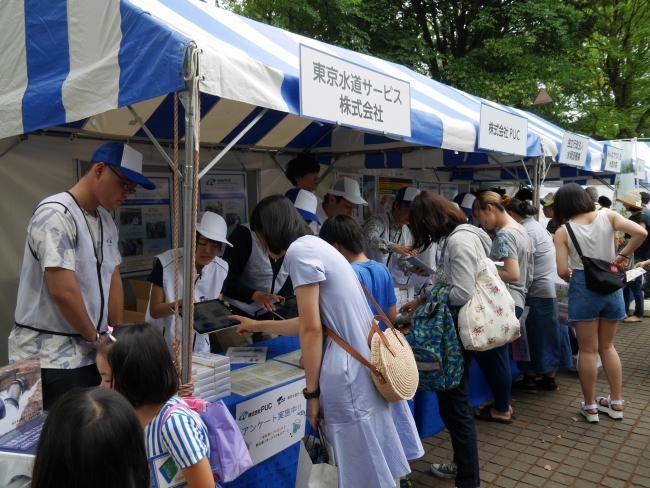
top-left (222, 0), bottom-right (650, 140)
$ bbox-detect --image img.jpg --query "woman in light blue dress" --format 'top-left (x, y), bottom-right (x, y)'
top-left (235, 195), bottom-right (415, 488)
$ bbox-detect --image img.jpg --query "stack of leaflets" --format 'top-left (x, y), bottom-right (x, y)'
top-left (191, 352), bottom-right (231, 402)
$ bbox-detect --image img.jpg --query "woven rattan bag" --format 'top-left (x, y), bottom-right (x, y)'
top-left (324, 282), bottom-right (418, 402)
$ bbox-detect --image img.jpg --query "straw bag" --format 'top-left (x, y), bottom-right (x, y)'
top-left (458, 238), bottom-right (520, 351)
top-left (323, 282), bottom-right (418, 402)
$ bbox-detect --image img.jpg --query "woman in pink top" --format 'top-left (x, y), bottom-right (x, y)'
top-left (554, 184), bottom-right (646, 423)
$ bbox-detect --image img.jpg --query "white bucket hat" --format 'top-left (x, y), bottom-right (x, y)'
top-left (196, 212), bottom-right (233, 246)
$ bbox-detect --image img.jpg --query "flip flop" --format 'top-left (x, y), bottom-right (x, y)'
top-left (477, 402), bottom-right (518, 420)
top-left (474, 404), bottom-right (514, 424)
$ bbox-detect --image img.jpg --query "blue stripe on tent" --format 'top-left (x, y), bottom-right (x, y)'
top-left (236, 110), bottom-right (288, 146)
top-left (134, 92), bottom-right (219, 140)
top-left (316, 156), bottom-right (332, 166)
top-left (443, 151), bottom-right (489, 167)
top-left (220, 107), bottom-right (264, 145)
top-left (406, 109), bottom-right (444, 148)
top-left (364, 134), bottom-right (399, 145)
top-left (22, 0), bottom-right (70, 133)
top-left (280, 75), bottom-right (300, 115)
top-left (500, 169), bottom-right (530, 180)
top-left (559, 167), bottom-right (593, 178)
top-left (450, 171), bottom-right (476, 181)
top-left (285, 122), bottom-right (333, 149)
top-left (364, 152), bottom-right (402, 169)
top-left (117, 0), bottom-right (189, 107)
top-left (159, 0), bottom-right (298, 86)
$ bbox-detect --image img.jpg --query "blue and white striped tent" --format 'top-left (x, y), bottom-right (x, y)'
top-left (1, 0), bottom-right (603, 172)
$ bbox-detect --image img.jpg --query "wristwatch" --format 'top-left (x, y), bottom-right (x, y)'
top-left (302, 387), bottom-right (321, 399)
top-left (85, 332), bottom-right (102, 347)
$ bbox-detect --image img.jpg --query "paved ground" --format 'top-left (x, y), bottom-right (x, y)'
top-left (407, 320), bottom-right (650, 488)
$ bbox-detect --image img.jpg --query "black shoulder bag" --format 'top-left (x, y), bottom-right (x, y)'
top-left (565, 222), bottom-right (626, 294)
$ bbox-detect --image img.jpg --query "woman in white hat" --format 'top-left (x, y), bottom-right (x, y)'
top-left (145, 211), bottom-right (232, 354)
top-left (616, 191), bottom-right (650, 323)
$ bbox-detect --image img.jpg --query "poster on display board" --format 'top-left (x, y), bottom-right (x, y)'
top-left (235, 379), bottom-right (307, 465)
top-left (334, 173), bottom-right (364, 222)
top-left (417, 180), bottom-right (440, 194)
top-left (378, 177), bottom-right (414, 214)
top-left (439, 183), bottom-right (459, 201)
top-left (199, 172), bottom-right (247, 236)
top-left (362, 175), bottom-right (378, 221)
top-left (75, 161), bottom-right (173, 276)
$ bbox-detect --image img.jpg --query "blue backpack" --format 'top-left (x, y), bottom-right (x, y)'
top-left (408, 283), bottom-right (464, 392)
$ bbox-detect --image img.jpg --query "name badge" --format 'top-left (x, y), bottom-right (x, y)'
top-left (150, 453), bottom-right (187, 488)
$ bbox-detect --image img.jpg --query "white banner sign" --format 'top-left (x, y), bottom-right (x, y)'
top-left (300, 44), bottom-right (411, 138)
top-left (637, 158), bottom-right (646, 181)
top-left (603, 145), bottom-right (623, 173)
top-left (558, 132), bottom-right (589, 167)
top-left (235, 379), bottom-right (306, 465)
top-left (478, 104), bottom-right (528, 156)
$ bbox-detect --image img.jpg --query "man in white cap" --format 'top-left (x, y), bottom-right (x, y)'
top-left (316, 177), bottom-right (368, 225)
top-left (364, 187), bottom-right (428, 286)
top-left (285, 188), bottom-right (321, 235)
top-left (146, 211), bottom-right (235, 353)
top-left (11, 142), bottom-right (155, 409)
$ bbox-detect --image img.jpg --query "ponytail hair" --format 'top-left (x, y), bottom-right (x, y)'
top-left (506, 198), bottom-right (537, 218)
top-left (472, 191), bottom-right (512, 216)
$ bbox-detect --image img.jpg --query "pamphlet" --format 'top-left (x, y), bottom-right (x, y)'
top-left (226, 347), bottom-right (268, 364)
top-left (231, 361), bottom-right (305, 397)
top-left (626, 267), bottom-right (646, 282)
top-left (272, 350), bottom-right (303, 368)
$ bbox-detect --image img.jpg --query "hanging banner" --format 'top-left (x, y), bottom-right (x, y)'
top-left (377, 177), bottom-right (413, 214)
top-left (417, 180), bottom-right (440, 194)
top-left (440, 183), bottom-right (459, 201)
top-left (116, 174), bottom-right (172, 276)
top-left (199, 172), bottom-right (247, 236)
top-left (602, 145), bottom-right (623, 173)
top-left (300, 44), bottom-right (411, 138)
top-left (334, 173), bottom-right (364, 222)
top-left (235, 379), bottom-right (307, 465)
top-left (478, 104), bottom-right (528, 156)
top-left (558, 132), bottom-right (589, 168)
top-left (637, 158), bottom-right (646, 182)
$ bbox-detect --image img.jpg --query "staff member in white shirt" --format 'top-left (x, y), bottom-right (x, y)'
top-left (11, 142), bottom-right (155, 409)
top-left (146, 212), bottom-right (232, 354)
top-left (364, 186), bottom-right (429, 287)
top-left (315, 178), bottom-right (368, 232)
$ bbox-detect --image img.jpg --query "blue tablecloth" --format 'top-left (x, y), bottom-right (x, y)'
top-left (221, 336), bottom-right (304, 488)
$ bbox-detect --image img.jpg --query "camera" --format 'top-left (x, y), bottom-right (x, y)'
top-left (393, 311), bottom-right (411, 327)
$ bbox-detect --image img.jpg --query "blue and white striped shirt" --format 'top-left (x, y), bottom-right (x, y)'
top-left (144, 396), bottom-right (210, 470)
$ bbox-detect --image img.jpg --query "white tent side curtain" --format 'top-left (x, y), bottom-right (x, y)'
top-left (0, 0), bottom-right (189, 139)
top-left (2, 0), bottom-right (549, 163)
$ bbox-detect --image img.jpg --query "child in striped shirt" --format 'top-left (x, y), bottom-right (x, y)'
top-left (97, 322), bottom-right (216, 488)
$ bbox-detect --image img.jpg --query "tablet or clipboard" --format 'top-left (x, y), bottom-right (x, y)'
top-left (405, 256), bottom-right (435, 276)
top-left (270, 296), bottom-right (299, 320)
top-left (178, 299), bottom-right (240, 334)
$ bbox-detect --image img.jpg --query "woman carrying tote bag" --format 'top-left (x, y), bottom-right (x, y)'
top-left (554, 184), bottom-right (646, 423)
top-left (401, 191), bottom-right (490, 488)
top-left (232, 195), bottom-right (416, 488)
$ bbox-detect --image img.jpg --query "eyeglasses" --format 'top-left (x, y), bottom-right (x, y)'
top-left (107, 165), bottom-right (138, 194)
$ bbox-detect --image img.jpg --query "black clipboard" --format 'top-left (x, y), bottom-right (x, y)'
top-left (178, 299), bottom-right (240, 334)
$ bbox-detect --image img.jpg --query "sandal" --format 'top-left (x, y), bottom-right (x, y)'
top-left (597, 395), bottom-right (625, 420)
top-left (478, 402), bottom-right (517, 420)
top-left (580, 402), bottom-right (599, 423)
top-left (474, 404), bottom-right (514, 424)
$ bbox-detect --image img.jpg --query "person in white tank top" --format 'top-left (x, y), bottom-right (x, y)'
top-left (554, 184), bottom-right (646, 424)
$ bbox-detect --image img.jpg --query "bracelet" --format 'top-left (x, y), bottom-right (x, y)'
top-left (618, 253), bottom-right (629, 259)
top-left (85, 332), bottom-right (102, 346)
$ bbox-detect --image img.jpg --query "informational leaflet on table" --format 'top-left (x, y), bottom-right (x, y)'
top-left (272, 350), bottom-right (303, 367)
top-left (378, 177), bottom-right (413, 214)
top-left (235, 379), bottom-right (307, 465)
top-left (231, 361), bottom-right (306, 397)
top-left (116, 174), bottom-right (172, 275)
top-left (417, 180), bottom-right (440, 194)
top-left (226, 347), bottom-right (268, 364)
top-left (439, 183), bottom-right (459, 201)
top-left (199, 172), bottom-right (247, 236)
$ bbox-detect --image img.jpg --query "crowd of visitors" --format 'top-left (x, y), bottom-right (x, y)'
top-left (15, 144), bottom-right (648, 488)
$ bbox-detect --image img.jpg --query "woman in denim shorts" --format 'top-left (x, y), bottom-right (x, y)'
top-left (554, 184), bottom-right (647, 423)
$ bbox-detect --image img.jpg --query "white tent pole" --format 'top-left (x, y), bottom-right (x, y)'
top-left (180, 44), bottom-right (199, 384)
top-left (198, 108), bottom-right (268, 179)
top-left (127, 105), bottom-right (182, 179)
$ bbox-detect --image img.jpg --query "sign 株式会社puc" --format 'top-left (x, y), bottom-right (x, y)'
top-left (299, 45), bottom-right (411, 139)
top-left (478, 104), bottom-right (528, 156)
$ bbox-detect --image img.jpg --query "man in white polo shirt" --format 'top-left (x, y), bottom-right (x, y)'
top-left (11, 142), bottom-right (155, 409)
top-left (315, 178), bottom-right (368, 233)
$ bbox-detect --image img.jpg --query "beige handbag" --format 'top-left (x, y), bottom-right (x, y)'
top-left (323, 282), bottom-right (419, 402)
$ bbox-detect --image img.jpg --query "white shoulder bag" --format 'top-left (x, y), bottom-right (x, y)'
top-left (457, 238), bottom-right (521, 351)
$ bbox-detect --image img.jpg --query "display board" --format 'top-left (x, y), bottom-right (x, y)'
top-left (417, 180), bottom-right (440, 193)
top-left (377, 176), bottom-right (414, 214)
top-left (199, 171), bottom-right (248, 236)
top-left (439, 183), bottom-right (459, 201)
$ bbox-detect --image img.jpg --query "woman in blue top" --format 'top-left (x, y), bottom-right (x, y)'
top-left (234, 195), bottom-right (414, 487)
top-left (97, 323), bottom-right (215, 488)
